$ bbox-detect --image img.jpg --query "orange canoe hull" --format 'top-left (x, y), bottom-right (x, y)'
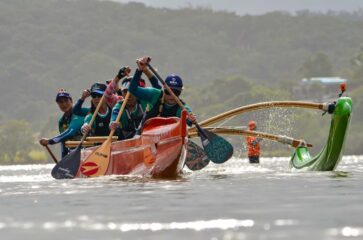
top-left (77, 111), bottom-right (187, 179)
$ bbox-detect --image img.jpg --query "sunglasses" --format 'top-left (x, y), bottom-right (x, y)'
top-left (91, 93), bottom-right (103, 98)
top-left (164, 89), bottom-right (181, 97)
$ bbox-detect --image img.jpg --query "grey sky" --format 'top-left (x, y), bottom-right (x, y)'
top-left (108, 0), bottom-right (363, 15)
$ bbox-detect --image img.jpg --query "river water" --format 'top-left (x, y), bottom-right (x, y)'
top-left (0, 156), bottom-right (362, 240)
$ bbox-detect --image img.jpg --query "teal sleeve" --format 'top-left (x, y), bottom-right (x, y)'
top-left (176, 103), bottom-right (193, 126)
top-left (129, 69), bottom-right (162, 106)
top-left (111, 102), bottom-right (121, 122)
top-left (176, 103), bottom-right (193, 117)
top-left (110, 101), bottom-right (129, 128)
top-left (49, 114), bottom-right (84, 144)
top-left (84, 113), bottom-right (97, 129)
top-left (69, 114), bottom-right (85, 131)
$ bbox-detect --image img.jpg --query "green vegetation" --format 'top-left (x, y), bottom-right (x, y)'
top-left (0, 0), bottom-right (363, 164)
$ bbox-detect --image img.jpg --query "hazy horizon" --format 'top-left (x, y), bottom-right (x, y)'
top-left (107, 0), bottom-right (363, 15)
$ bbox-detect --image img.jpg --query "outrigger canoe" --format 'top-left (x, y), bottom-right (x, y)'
top-left (187, 91), bottom-right (352, 171)
top-left (76, 111), bottom-right (188, 178)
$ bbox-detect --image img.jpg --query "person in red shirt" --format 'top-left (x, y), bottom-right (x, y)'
top-left (245, 120), bottom-right (262, 164)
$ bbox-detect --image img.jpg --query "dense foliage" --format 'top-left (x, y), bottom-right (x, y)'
top-left (1, 0), bottom-right (363, 163)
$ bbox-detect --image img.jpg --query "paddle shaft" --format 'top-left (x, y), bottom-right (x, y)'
top-left (147, 63), bottom-right (207, 132)
top-left (107, 91), bottom-right (130, 141)
top-left (80, 91), bottom-right (130, 177)
top-left (147, 63), bottom-right (186, 111)
top-left (189, 127), bottom-right (312, 148)
top-left (78, 94), bottom-right (106, 145)
top-left (45, 146), bottom-right (58, 163)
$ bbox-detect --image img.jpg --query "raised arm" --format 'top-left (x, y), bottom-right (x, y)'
top-left (104, 66), bottom-right (131, 108)
top-left (73, 90), bottom-right (91, 117)
top-left (143, 67), bottom-right (162, 89)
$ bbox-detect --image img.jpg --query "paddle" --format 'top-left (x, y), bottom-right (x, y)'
top-left (80, 91), bottom-right (130, 177)
top-left (45, 146), bottom-right (58, 164)
top-left (147, 62), bottom-right (234, 164)
top-left (185, 141), bottom-right (210, 170)
top-left (51, 94), bottom-right (106, 179)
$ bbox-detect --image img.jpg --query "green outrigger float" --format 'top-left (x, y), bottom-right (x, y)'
top-left (291, 96), bottom-right (352, 171)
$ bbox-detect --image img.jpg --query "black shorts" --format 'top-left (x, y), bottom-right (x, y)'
top-left (248, 156), bottom-right (260, 164)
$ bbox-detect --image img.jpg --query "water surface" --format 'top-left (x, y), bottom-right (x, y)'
top-left (0, 156), bottom-right (362, 240)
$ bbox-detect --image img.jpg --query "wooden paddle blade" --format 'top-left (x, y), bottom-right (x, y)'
top-left (185, 141), bottom-right (210, 171)
top-left (51, 146), bottom-right (81, 179)
top-left (199, 128), bottom-right (234, 164)
top-left (80, 140), bottom-right (112, 177)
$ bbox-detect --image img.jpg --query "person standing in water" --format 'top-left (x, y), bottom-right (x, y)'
top-left (245, 120), bottom-right (262, 164)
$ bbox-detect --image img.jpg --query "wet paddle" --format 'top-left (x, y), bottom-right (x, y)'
top-left (185, 141), bottom-right (210, 170)
top-left (51, 94), bottom-right (106, 179)
top-left (147, 63), bottom-right (233, 164)
top-left (80, 92), bottom-right (130, 177)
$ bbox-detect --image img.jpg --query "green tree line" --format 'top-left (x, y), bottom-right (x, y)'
top-left (1, 0), bottom-right (363, 164)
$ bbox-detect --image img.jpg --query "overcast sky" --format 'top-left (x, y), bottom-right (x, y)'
top-left (109, 0), bottom-right (363, 15)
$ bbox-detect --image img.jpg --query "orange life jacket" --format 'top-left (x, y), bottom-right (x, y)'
top-left (246, 136), bottom-right (260, 157)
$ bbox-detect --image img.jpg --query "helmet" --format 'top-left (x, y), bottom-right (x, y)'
top-left (248, 120), bottom-right (256, 130)
top-left (165, 74), bottom-right (183, 91)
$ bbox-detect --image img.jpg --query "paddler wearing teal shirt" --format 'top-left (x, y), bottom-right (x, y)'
top-left (39, 90), bottom-right (84, 158)
top-left (128, 56), bottom-right (197, 125)
top-left (109, 77), bottom-right (155, 140)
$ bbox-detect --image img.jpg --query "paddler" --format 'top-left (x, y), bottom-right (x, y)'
top-left (245, 120), bottom-right (262, 164)
top-left (109, 77), bottom-right (153, 140)
top-left (129, 56), bottom-right (196, 125)
top-left (73, 66), bottom-right (131, 117)
top-left (39, 89), bottom-right (84, 157)
top-left (80, 82), bottom-right (112, 136)
top-left (107, 64), bottom-right (163, 140)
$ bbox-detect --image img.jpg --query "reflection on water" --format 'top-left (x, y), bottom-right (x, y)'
top-left (0, 156), bottom-right (362, 239)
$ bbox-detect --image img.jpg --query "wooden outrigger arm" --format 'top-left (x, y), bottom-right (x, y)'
top-left (188, 127), bottom-right (312, 148)
top-left (189, 101), bottom-right (331, 132)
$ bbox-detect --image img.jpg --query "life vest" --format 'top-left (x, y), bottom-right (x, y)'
top-left (122, 102), bottom-right (144, 138)
top-left (246, 136), bottom-right (261, 157)
top-left (117, 101), bottom-right (145, 139)
top-left (59, 112), bottom-right (82, 140)
top-left (93, 107), bottom-right (112, 136)
top-left (146, 91), bottom-right (184, 120)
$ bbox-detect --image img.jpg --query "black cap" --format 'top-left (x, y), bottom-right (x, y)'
top-left (90, 82), bottom-right (107, 95)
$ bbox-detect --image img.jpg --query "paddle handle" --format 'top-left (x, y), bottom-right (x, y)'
top-left (107, 91), bottom-right (130, 141)
top-left (45, 146), bottom-right (58, 163)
